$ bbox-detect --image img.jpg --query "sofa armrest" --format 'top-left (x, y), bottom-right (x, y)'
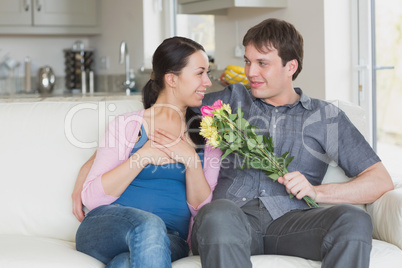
top-left (366, 184), bottom-right (402, 249)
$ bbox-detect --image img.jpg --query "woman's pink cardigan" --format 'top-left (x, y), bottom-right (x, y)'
top-left (81, 109), bottom-right (222, 243)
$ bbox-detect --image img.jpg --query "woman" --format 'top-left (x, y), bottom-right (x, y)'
top-left (75, 36), bottom-right (221, 268)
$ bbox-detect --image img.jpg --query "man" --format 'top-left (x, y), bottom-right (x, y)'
top-left (189, 18), bottom-right (393, 268)
top-left (72, 18), bottom-right (393, 268)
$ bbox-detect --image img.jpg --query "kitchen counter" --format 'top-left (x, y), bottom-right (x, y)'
top-left (0, 68), bottom-right (226, 103)
top-left (0, 91), bottom-right (142, 103)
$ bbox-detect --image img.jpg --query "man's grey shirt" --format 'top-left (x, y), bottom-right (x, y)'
top-left (197, 84), bottom-right (380, 219)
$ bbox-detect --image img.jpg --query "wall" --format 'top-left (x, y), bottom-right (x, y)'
top-left (323, 0), bottom-right (354, 102)
top-left (0, 0), bottom-right (355, 101)
top-left (0, 0), bottom-right (169, 93)
top-left (89, 0), bottom-right (144, 75)
top-left (214, 0), bottom-right (326, 100)
top-left (0, 0), bottom-right (143, 88)
top-left (0, 35), bottom-right (90, 80)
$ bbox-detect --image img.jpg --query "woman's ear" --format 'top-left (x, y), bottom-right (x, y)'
top-left (164, 73), bottom-right (177, 88)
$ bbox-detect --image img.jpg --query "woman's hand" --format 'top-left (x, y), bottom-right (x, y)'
top-left (72, 187), bottom-right (85, 222)
top-left (150, 128), bottom-right (211, 209)
top-left (278, 171), bottom-right (317, 201)
top-left (135, 139), bottom-right (176, 166)
top-left (148, 128), bottom-right (199, 168)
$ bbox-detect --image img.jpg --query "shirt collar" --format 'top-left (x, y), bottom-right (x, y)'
top-left (252, 87), bottom-right (313, 111)
top-left (294, 87), bottom-right (312, 110)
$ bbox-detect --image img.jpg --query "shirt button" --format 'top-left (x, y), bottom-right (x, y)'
top-left (275, 109), bottom-right (279, 113)
top-left (273, 125), bottom-right (277, 128)
top-left (242, 197), bottom-right (247, 201)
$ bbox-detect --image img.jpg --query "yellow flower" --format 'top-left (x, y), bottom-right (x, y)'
top-left (200, 117), bottom-right (213, 136)
top-left (208, 131), bottom-right (220, 148)
top-left (222, 103), bottom-right (232, 114)
top-left (200, 116), bottom-right (220, 148)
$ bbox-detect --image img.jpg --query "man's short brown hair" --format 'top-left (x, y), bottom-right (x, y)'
top-left (243, 18), bottom-right (304, 80)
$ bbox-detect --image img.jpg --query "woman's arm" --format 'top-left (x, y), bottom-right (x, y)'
top-left (100, 140), bottom-right (173, 197)
top-left (72, 152), bottom-right (96, 221)
top-left (184, 152), bottom-right (212, 209)
top-left (81, 111), bottom-right (144, 210)
top-left (187, 144), bottom-right (222, 214)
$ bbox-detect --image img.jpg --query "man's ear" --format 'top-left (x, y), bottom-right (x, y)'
top-left (164, 73), bottom-right (177, 88)
top-left (287, 59), bottom-right (298, 77)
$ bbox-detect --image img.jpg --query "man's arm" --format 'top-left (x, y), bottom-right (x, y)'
top-left (72, 152), bottom-right (96, 222)
top-left (279, 161), bottom-right (394, 205)
top-left (315, 161), bottom-right (394, 204)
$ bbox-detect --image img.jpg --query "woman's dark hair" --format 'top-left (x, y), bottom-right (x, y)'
top-left (142, 36), bottom-right (206, 147)
top-left (243, 18), bottom-right (304, 80)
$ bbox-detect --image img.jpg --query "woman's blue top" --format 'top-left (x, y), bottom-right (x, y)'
top-left (113, 125), bottom-right (204, 240)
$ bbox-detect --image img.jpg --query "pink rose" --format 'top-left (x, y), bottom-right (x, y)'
top-left (201, 105), bottom-right (214, 117)
top-left (212, 100), bottom-right (223, 110)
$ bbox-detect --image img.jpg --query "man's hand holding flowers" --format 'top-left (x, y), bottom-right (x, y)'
top-left (278, 171), bottom-right (318, 203)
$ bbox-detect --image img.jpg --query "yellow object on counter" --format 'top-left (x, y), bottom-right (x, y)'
top-left (221, 65), bottom-right (250, 88)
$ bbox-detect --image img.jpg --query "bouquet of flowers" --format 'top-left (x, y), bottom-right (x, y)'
top-left (200, 100), bottom-right (318, 208)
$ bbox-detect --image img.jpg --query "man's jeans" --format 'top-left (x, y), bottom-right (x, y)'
top-left (76, 204), bottom-right (189, 268)
top-left (191, 199), bottom-right (373, 268)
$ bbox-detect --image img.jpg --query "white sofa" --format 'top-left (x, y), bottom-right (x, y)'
top-left (0, 96), bottom-right (401, 267)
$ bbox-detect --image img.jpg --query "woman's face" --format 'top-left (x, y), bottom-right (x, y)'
top-left (174, 50), bottom-right (212, 107)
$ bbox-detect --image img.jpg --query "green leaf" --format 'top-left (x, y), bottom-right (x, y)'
top-left (230, 142), bottom-right (240, 151)
top-left (256, 135), bottom-right (263, 144)
top-left (263, 170), bottom-right (275, 177)
top-left (229, 114), bottom-right (237, 121)
top-left (269, 173), bottom-right (280, 181)
top-left (238, 164), bottom-right (247, 170)
top-left (247, 139), bottom-right (257, 150)
top-left (218, 121), bottom-right (225, 131)
top-left (221, 148), bottom-right (233, 160)
top-left (246, 126), bottom-right (254, 138)
top-left (250, 160), bottom-right (263, 169)
top-left (232, 136), bottom-right (241, 146)
top-left (224, 133), bottom-right (235, 143)
top-left (284, 156), bottom-right (294, 168)
top-left (241, 118), bottom-right (249, 129)
top-left (237, 106), bottom-right (242, 119)
top-left (263, 135), bottom-right (274, 152)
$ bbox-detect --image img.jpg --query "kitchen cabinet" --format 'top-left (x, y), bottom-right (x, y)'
top-left (0, 0), bottom-right (100, 35)
top-left (177, 0), bottom-right (287, 15)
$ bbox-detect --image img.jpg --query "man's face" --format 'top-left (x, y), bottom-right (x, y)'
top-left (244, 44), bottom-right (295, 105)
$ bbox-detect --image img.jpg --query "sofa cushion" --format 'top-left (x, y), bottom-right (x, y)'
top-left (0, 99), bottom-right (143, 242)
top-left (367, 186), bottom-right (402, 249)
top-left (172, 239), bottom-right (402, 267)
top-left (0, 234), bottom-right (103, 268)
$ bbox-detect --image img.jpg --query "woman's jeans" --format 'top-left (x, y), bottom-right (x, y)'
top-left (76, 204), bottom-right (189, 268)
